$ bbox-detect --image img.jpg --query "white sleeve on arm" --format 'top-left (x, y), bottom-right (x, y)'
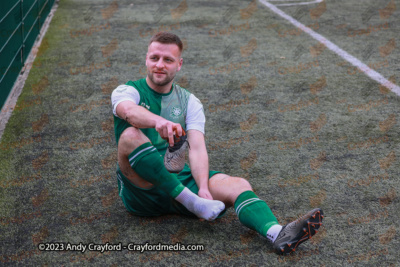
top-left (186, 94), bottom-right (206, 134)
top-left (111, 84), bottom-right (140, 118)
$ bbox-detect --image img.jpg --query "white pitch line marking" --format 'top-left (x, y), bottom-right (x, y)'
top-left (259, 0), bottom-right (400, 96)
top-left (267, 0), bottom-right (323, 7)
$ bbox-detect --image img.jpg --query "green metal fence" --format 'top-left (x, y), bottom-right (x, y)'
top-left (0, 0), bottom-right (56, 110)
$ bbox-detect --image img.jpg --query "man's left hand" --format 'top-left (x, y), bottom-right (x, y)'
top-left (198, 188), bottom-right (213, 200)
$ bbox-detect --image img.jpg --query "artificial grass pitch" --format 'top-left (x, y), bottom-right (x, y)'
top-left (0, 0), bottom-right (399, 265)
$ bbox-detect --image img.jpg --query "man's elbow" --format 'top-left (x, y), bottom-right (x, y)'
top-left (116, 104), bottom-right (133, 120)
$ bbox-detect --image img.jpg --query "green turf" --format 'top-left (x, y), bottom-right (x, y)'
top-left (0, 0), bottom-right (399, 265)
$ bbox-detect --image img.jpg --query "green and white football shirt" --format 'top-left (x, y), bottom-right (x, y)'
top-left (111, 78), bottom-right (205, 156)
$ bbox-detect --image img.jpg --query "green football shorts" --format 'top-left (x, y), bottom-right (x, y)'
top-left (116, 164), bottom-right (226, 218)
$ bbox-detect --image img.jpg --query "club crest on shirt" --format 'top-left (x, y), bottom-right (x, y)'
top-left (170, 106), bottom-right (182, 118)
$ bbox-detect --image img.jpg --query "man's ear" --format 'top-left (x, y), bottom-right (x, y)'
top-left (177, 57), bottom-right (183, 71)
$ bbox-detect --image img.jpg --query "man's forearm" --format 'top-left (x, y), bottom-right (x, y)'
top-left (117, 102), bottom-right (160, 129)
top-left (190, 154), bottom-right (210, 190)
top-left (188, 137), bottom-right (210, 190)
top-left (116, 101), bottom-right (184, 146)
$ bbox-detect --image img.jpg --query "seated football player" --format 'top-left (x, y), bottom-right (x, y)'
top-left (111, 31), bottom-right (323, 254)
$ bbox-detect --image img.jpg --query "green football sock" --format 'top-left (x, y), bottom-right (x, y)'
top-left (129, 142), bottom-right (184, 198)
top-left (234, 190), bottom-right (279, 237)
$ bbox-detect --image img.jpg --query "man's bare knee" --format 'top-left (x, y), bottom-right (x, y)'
top-left (235, 177), bottom-right (252, 191)
top-left (210, 175), bottom-right (252, 190)
top-left (209, 175), bottom-right (253, 206)
top-left (117, 127), bottom-right (153, 189)
top-left (119, 127), bottom-right (149, 154)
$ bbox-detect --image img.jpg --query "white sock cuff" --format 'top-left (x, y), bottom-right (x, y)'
top-left (266, 224), bottom-right (283, 243)
top-left (175, 187), bottom-right (195, 202)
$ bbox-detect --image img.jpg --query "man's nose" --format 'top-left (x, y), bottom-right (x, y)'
top-left (156, 59), bottom-right (164, 69)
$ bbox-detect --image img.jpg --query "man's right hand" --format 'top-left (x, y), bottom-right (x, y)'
top-left (155, 119), bottom-right (184, 147)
